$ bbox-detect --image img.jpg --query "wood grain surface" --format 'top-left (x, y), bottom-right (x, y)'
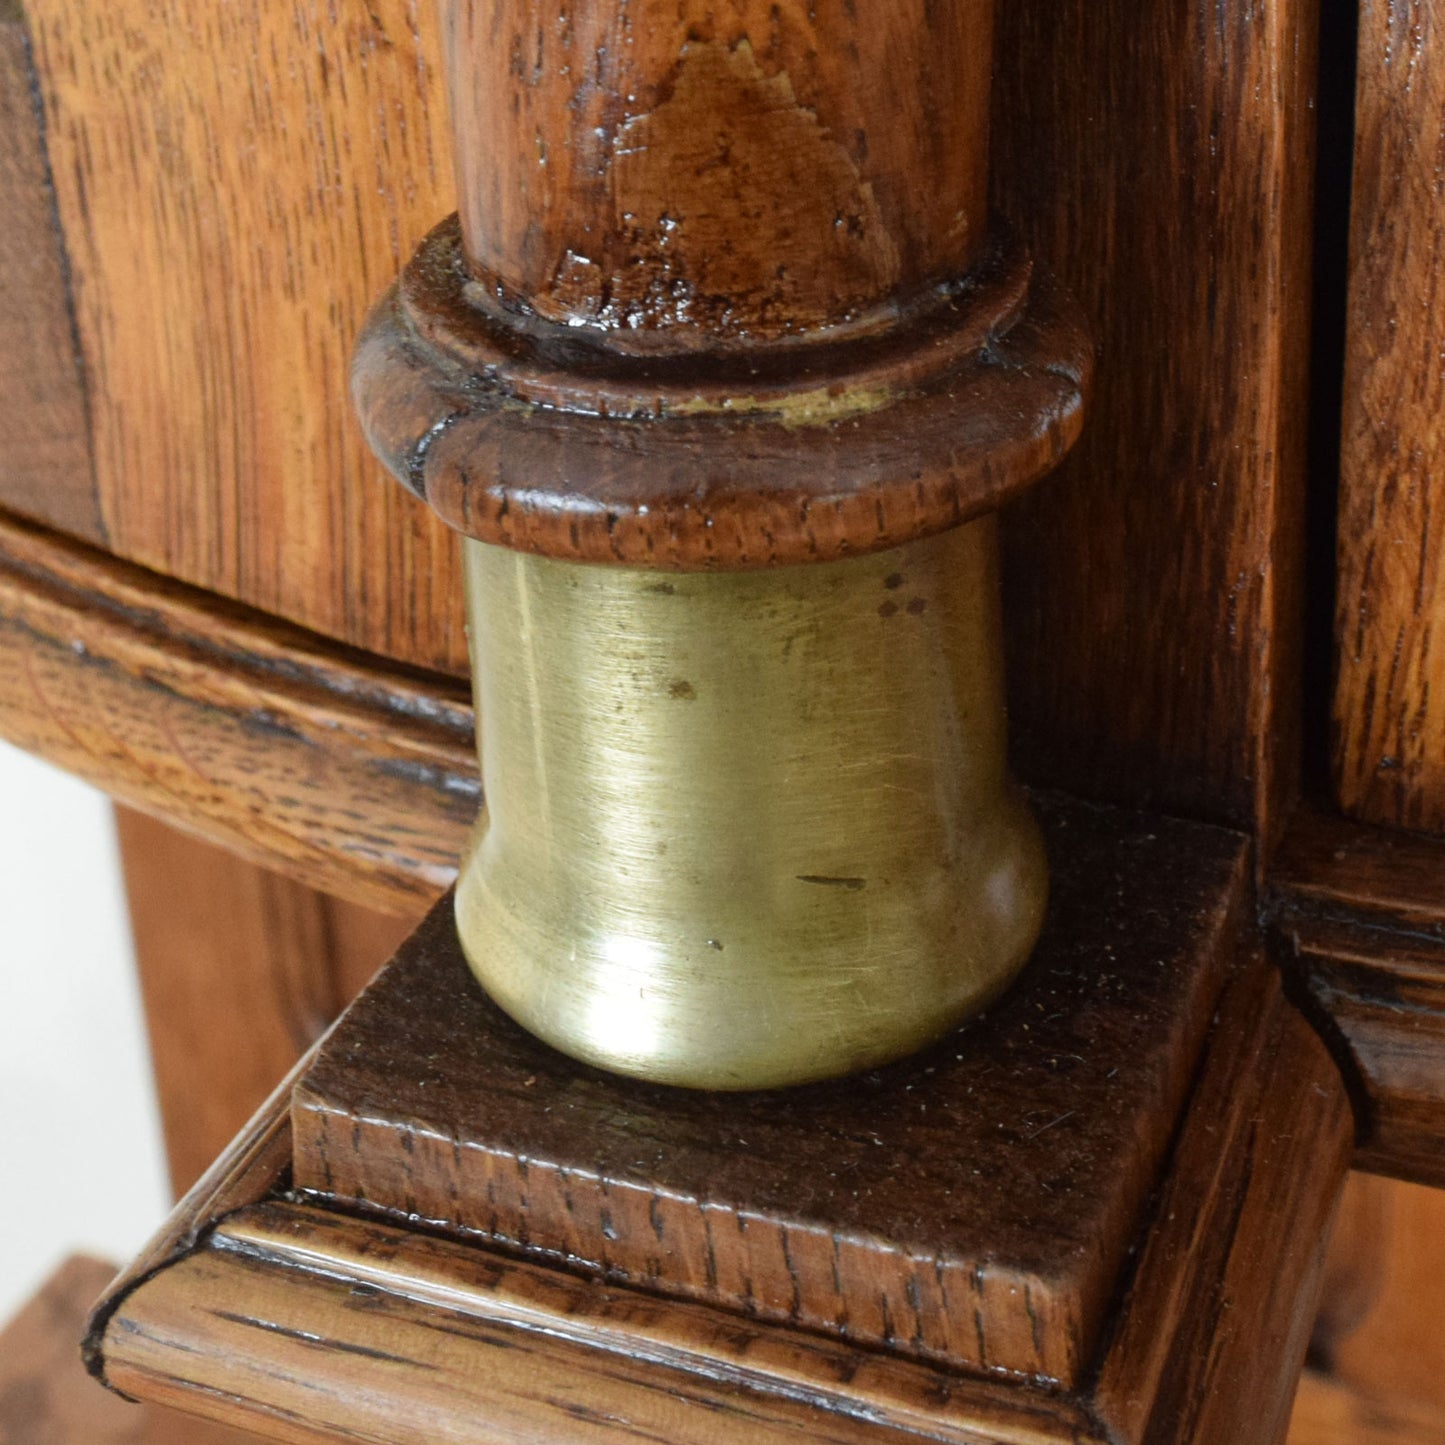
top-left (1269, 804), bottom-right (1445, 1186)
top-left (118, 808), bottom-right (419, 1195)
top-left (23, 0), bottom-right (469, 673)
top-left (1093, 958), bottom-right (1353, 1445)
top-left (445, 0), bottom-right (993, 346)
top-left (0, 0), bottom-right (101, 544)
top-left (293, 795), bottom-right (1251, 1388)
top-left (993, 0), bottom-right (1317, 842)
top-left (88, 923), bottom-right (1352, 1445)
top-left (1333, 0), bottom-right (1445, 832)
top-left (103, 1202), bottom-right (1095, 1445)
top-left (0, 1256), bottom-right (260, 1445)
top-left (0, 509), bottom-right (474, 915)
top-left (15, 0), bottom-right (1318, 849)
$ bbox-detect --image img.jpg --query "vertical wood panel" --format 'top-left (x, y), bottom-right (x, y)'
top-left (994, 1), bottom-right (1317, 839)
top-left (0, 0), bottom-right (101, 543)
top-left (117, 807), bottom-right (419, 1195)
top-left (24, 0), bottom-right (469, 674)
top-left (1333, 0), bottom-right (1445, 831)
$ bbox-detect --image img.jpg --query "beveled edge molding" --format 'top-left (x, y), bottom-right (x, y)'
top-left (1265, 801), bottom-right (1445, 1188)
top-left (0, 507), bottom-right (475, 915)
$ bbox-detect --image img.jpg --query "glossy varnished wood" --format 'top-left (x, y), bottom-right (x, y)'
top-left (118, 808), bottom-right (419, 1195)
top-left (294, 796), bottom-right (1250, 1387)
top-left (446, 0), bottom-right (994, 346)
top-left (993, 1), bottom-right (1317, 840)
top-left (23, 0), bottom-right (469, 672)
top-left (1269, 804), bottom-right (1445, 1186)
top-left (0, 0), bottom-right (100, 544)
top-left (1333, 0), bottom-right (1445, 832)
top-left (0, 510), bottom-right (474, 915)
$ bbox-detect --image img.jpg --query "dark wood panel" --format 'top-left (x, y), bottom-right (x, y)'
top-left (24, 0), bottom-right (470, 674)
top-left (294, 796), bottom-right (1251, 1388)
top-left (994, 0), bottom-right (1317, 842)
top-left (1269, 805), bottom-right (1445, 1186)
top-left (1334, 0), bottom-right (1445, 832)
top-left (0, 509), bottom-right (474, 915)
top-left (118, 807), bottom-right (419, 1195)
top-left (0, 1255), bottom-right (259, 1444)
top-left (0, 0), bottom-right (101, 543)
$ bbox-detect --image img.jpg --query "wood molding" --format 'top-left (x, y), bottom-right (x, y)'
top-left (0, 508), bottom-right (475, 916)
top-left (88, 937), bottom-right (1352, 1445)
top-left (1267, 804), bottom-right (1445, 1187)
top-left (0, 1255), bottom-right (260, 1444)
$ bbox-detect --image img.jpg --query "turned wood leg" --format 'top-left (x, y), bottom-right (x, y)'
top-left (115, 806), bottom-right (421, 1195)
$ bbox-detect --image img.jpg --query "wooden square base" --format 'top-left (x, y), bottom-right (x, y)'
top-left (89, 797), bottom-right (1355, 1445)
top-left (293, 797), bottom-right (1248, 1388)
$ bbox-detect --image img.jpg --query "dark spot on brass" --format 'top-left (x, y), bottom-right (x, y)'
top-left (906, 597), bottom-right (928, 615)
top-left (706, 938), bottom-right (725, 951)
top-left (878, 600), bottom-right (899, 618)
top-left (647, 581), bottom-right (677, 595)
top-left (669, 679), bottom-right (698, 700)
top-left (884, 573), bottom-right (905, 590)
top-left (796, 875), bottom-right (867, 890)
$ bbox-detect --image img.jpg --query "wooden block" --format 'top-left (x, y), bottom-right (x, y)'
top-left (293, 795), bottom-right (1250, 1388)
top-left (87, 907), bottom-right (1354, 1445)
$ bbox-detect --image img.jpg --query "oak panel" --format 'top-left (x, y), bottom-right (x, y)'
top-left (24, 0), bottom-right (469, 673)
top-left (994, 0), bottom-right (1317, 840)
top-left (1334, 0), bottom-right (1445, 831)
top-left (0, 0), bottom-right (101, 543)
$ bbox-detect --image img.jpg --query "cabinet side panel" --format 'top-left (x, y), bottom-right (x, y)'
top-left (24, 0), bottom-right (469, 674)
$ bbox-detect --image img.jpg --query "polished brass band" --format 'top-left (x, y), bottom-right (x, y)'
top-left (456, 518), bottom-right (1047, 1089)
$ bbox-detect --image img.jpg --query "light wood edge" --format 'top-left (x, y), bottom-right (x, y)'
top-left (0, 507), bottom-right (475, 914)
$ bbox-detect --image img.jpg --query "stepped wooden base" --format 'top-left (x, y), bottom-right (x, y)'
top-left (87, 798), bottom-right (1354, 1445)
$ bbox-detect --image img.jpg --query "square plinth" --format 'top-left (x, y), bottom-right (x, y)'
top-left (293, 795), bottom-right (1249, 1388)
